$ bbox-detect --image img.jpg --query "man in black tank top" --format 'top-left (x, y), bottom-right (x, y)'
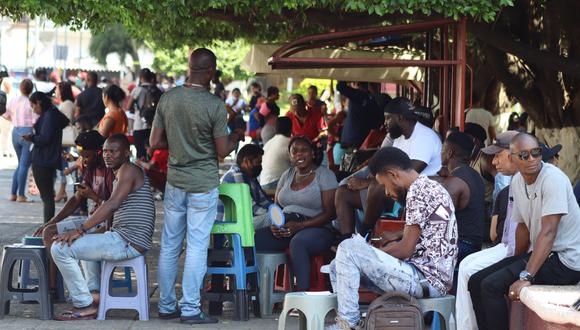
top-left (437, 132), bottom-right (486, 267)
top-left (50, 134), bottom-right (155, 320)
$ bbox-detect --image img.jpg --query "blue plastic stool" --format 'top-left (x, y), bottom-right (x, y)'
top-left (18, 236), bottom-right (66, 302)
top-left (206, 234), bottom-right (259, 320)
top-left (111, 267), bottom-right (133, 292)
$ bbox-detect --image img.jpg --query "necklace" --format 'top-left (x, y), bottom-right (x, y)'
top-left (296, 169), bottom-right (314, 177)
top-left (183, 82), bottom-right (205, 89)
top-left (524, 163), bottom-right (542, 200)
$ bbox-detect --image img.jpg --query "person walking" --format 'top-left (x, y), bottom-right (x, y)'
top-left (23, 92), bottom-right (69, 222)
top-left (2, 79), bottom-right (37, 202)
top-left (150, 48), bottom-right (244, 324)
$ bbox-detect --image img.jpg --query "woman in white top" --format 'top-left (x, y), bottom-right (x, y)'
top-left (2, 79), bottom-right (37, 202)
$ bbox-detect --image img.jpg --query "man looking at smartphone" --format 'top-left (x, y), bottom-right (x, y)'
top-left (33, 130), bottom-right (114, 293)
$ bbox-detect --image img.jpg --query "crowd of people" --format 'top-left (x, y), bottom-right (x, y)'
top-left (0, 48), bottom-right (579, 329)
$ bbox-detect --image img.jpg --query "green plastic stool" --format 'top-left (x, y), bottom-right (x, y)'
top-left (212, 183), bottom-right (255, 247)
top-left (278, 292), bottom-right (338, 330)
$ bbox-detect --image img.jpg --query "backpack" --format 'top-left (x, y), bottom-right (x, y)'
top-left (0, 90), bottom-right (6, 116)
top-left (363, 292), bottom-right (423, 330)
top-left (136, 85), bottom-right (163, 126)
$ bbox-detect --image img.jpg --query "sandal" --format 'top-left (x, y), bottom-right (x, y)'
top-left (54, 310), bottom-right (97, 321)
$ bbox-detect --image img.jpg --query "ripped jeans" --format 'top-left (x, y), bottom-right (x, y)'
top-left (329, 235), bottom-right (440, 326)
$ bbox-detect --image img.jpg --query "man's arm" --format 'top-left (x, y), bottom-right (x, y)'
top-left (490, 215), bottom-right (499, 242)
top-left (149, 126), bottom-right (168, 150)
top-left (336, 81), bottom-right (364, 101)
top-left (381, 224), bottom-right (421, 259)
top-left (80, 164), bottom-right (140, 231)
top-left (524, 214), bottom-right (561, 276)
top-left (514, 222), bottom-right (530, 256)
top-left (214, 130), bottom-right (244, 158)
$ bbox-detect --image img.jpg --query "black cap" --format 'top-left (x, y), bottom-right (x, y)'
top-left (75, 130), bottom-right (105, 151)
top-left (384, 97), bottom-right (416, 119)
top-left (540, 143), bottom-right (562, 162)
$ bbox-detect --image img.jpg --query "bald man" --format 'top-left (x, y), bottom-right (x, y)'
top-left (476, 133), bottom-right (580, 330)
top-left (150, 48), bottom-right (244, 324)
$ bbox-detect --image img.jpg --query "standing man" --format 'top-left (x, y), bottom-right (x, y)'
top-left (477, 133), bottom-right (580, 330)
top-left (150, 48), bottom-right (244, 324)
top-left (74, 72), bottom-right (105, 127)
top-left (128, 68), bottom-right (162, 159)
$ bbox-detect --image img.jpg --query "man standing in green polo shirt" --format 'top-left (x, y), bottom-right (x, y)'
top-left (150, 48), bottom-right (244, 324)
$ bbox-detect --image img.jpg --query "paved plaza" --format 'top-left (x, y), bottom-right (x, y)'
top-left (0, 156), bottom-right (303, 330)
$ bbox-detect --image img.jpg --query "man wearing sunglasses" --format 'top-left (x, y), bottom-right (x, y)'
top-left (477, 132), bottom-right (580, 330)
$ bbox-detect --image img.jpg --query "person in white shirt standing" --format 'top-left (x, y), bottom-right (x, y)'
top-left (260, 117), bottom-right (292, 191)
top-left (465, 92), bottom-right (496, 146)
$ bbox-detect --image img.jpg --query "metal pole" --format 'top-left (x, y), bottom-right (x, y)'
top-left (454, 18), bottom-right (467, 131)
top-left (25, 19), bottom-right (30, 71)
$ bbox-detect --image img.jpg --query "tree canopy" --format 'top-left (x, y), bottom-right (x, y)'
top-left (1, 0), bottom-right (511, 47)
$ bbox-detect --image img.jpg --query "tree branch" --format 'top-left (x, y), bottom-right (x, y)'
top-left (469, 22), bottom-right (580, 79)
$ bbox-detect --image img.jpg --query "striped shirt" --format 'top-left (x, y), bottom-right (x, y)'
top-left (111, 168), bottom-right (156, 251)
top-left (2, 95), bottom-right (38, 127)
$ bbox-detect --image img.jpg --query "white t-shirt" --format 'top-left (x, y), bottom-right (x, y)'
top-left (466, 108), bottom-right (494, 144)
top-left (511, 163), bottom-right (580, 271)
top-left (393, 122), bottom-right (442, 176)
top-left (259, 134), bottom-right (291, 186)
top-left (225, 97), bottom-right (247, 113)
top-left (131, 83), bottom-right (151, 131)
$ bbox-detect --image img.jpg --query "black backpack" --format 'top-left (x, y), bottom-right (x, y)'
top-left (0, 90), bottom-right (6, 116)
top-left (136, 85), bottom-right (163, 126)
top-left (363, 292), bottom-right (423, 330)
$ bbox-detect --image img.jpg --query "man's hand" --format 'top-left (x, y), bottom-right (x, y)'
top-left (21, 134), bottom-right (33, 142)
top-left (508, 279), bottom-right (531, 301)
top-left (53, 229), bottom-right (83, 246)
top-left (379, 230), bottom-right (403, 246)
top-left (33, 224), bottom-right (46, 237)
top-left (347, 177), bottom-right (371, 191)
top-left (233, 128), bottom-right (246, 141)
top-left (77, 184), bottom-right (99, 202)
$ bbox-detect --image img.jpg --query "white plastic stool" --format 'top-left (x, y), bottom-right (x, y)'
top-left (278, 292), bottom-right (337, 330)
top-left (418, 295), bottom-right (456, 330)
top-left (97, 255), bottom-right (149, 320)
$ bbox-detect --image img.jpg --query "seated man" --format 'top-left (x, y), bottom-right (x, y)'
top-left (51, 134), bottom-right (156, 320)
top-left (260, 117), bottom-right (292, 191)
top-left (218, 144), bottom-right (272, 230)
top-left (327, 147), bottom-right (457, 329)
top-left (475, 133), bottom-right (580, 330)
top-left (336, 98), bottom-right (441, 240)
top-left (33, 130), bottom-right (114, 292)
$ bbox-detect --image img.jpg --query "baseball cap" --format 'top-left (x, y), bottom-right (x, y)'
top-left (413, 106), bottom-right (434, 128)
top-left (540, 143), bottom-right (562, 162)
top-left (480, 130), bottom-right (519, 155)
top-left (384, 97), bottom-right (416, 119)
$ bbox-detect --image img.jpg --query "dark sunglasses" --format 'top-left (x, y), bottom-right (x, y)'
top-left (511, 147), bottom-right (542, 161)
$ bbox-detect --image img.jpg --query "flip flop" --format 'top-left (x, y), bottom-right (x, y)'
top-left (54, 310), bottom-right (97, 321)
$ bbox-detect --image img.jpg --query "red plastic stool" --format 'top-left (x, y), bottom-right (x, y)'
top-left (274, 254), bottom-right (328, 292)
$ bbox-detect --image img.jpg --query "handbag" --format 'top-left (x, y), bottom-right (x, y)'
top-left (62, 125), bottom-right (77, 147)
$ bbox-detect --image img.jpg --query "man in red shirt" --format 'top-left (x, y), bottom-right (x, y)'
top-left (286, 94), bottom-right (327, 143)
top-left (306, 85), bottom-right (327, 116)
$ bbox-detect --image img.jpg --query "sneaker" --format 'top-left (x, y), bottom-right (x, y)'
top-left (325, 316), bottom-right (361, 330)
top-left (159, 308), bottom-right (180, 319)
top-left (180, 312), bottom-right (218, 324)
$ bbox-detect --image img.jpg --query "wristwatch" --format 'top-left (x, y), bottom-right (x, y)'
top-left (519, 270), bottom-right (535, 283)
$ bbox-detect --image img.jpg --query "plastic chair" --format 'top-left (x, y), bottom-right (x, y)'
top-left (97, 255), bottom-right (149, 320)
top-left (278, 292), bottom-right (338, 330)
top-left (211, 183), bottom-right (255, 247)
top-left (418, 295), bottom-right (456, 330)
top-left (0, 244), bottom-right (52, 320)
top-left (256, 252), bottom-right (289, 316)
top-left (275, 254), bottom-right (327, 292)
top-left (205, 183), bottom-right (258, 321)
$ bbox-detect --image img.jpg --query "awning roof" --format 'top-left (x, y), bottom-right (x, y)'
top-left (241, 44), bottom-right (424, 83)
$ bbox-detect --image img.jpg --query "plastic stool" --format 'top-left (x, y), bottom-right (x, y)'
top-left (97, 255), bottom-right (149, 320)
top-left (111, 267), bottom-right (133, 292)
top-left (418, 295), bottom-right (456, 330)
top-left (278, 292), bottom-right (338, 330)
top-left (0, 244), bottom-right (52, 320)
top-left (276, 254), bottom-right (327, 292)
top-left (211, 184), bottom-right (255, 247)
top-left (256, 252), bottom-right (289, 316)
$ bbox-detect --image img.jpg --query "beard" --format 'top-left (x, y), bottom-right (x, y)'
top-left (388, 124), bottom-right (404, 139)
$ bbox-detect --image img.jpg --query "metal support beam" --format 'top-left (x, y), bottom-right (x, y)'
top-left (453, 18), bottom-right (467, 131)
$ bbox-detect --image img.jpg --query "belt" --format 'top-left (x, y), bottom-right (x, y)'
top-left (129, 242), bottom-right (147, 254)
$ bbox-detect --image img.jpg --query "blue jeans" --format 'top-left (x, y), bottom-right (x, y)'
top-left (157, 183), bottom-right (218, 316)
top-left (11, 127), bottom-right (33, 196)
top-left (51, 231), bottom-right (141, 308)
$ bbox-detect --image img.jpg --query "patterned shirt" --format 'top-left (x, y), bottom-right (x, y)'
top-left (216, 165), bottom-right (272, 221)
top-left (82, 159), bottom-right (115, 214)
top-left (405, 175), bottom-right (458, 294)
top-left (2, 95), bottom-right (38, 127)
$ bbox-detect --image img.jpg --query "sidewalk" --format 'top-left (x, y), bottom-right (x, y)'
top-left (0, 156), bottom-right (301, 330)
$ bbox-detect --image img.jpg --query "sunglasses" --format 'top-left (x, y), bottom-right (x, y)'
top-left (511, 147), bottom-right (542, 161)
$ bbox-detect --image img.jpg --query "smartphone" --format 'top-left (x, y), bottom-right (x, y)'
top-left (73, 182), bottom-right (82, 187)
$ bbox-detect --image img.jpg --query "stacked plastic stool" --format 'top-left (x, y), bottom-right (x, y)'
top-left (256, 252), bottom-right (289, 316)
top-left (418, 295), bottom-right (456, 330)
top-left (278, 292), bottom-right (338, 330)
top-left (205, 183), bottom-right (259, 321)
top-left (97, 255), bottom-right (149, 320)
top-left (0, 244), bottom-right (52, 320)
